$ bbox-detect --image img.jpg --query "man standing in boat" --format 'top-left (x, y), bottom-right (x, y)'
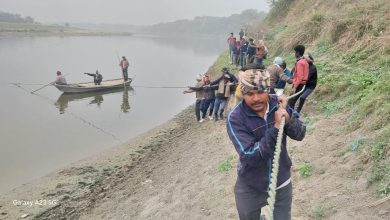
top-left (119, 56), bottom-right (130, 81)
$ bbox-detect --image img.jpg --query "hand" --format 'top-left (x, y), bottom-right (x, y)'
top-left (274, 107), bottom-right (290, 129)
top-left (277, 95), bottom-right (288, 109)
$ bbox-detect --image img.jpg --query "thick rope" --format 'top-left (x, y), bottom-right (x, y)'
top-left (261, 86), bottom-right (306, 220)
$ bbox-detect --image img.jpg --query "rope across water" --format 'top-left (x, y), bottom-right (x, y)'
top-left (261, 86), bottom-right (306, 220)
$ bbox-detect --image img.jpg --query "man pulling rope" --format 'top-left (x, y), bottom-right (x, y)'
top-left (227, 68), bottom-right (306, 220)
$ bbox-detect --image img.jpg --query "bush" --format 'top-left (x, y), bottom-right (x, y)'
top-left (371, 142), bottom-right (387, 160)
top-left (298, 162), bottom-right (313, 177)
top-left (217, 155), bottom-right (236, 173)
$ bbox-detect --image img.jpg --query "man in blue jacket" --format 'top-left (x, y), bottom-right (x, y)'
top-left (227, 70), bottom-right (306, 220)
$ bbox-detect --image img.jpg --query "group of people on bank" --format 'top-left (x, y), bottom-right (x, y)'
top-left (185, 40), bottom-right (317, 123)
top-left (183, 67), bottom-right (238, 122)
top-left (54, 56), bottom-right (130, 85)
top-left (227, 30), bottom-right (268, 68)
top-left (184, 30), bottom-right (318, 220)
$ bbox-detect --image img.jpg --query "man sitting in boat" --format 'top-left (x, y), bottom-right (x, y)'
top-left (55, 71), bottom-right (67, 85)
top-left (84, 70), bottom-right (103, 85)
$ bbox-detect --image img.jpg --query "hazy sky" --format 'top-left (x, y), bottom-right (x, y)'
top-left (0, 0), bottom-right (270, 25)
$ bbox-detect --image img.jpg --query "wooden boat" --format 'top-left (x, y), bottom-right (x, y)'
top-left (54, 78), bottom-right (132, 93)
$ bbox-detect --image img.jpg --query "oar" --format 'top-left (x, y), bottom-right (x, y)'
top-left (31, 73), bottom-right (69, 94)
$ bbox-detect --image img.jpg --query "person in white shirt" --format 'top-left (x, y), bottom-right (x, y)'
top-left (55, 71), bottom-right (67, 85)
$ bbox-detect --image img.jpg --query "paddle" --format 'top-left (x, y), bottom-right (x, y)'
top-left (31, 73), bottom-right (69, 94)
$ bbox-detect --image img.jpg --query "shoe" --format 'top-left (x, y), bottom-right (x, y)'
top-left (219, 114), bottom-right (224, 119)
top-left (208, 116), bottom-right (213, 120)
top-left (199, 119), bottom-right (205, 123)
top-left (214, 116), bottom-right (218, 121)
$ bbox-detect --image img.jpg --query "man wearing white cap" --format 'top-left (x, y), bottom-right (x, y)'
top-left (267, 57), bottom-right (292, 95)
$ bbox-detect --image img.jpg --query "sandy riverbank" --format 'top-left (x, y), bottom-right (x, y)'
top-left (0, 22), bottom-right (132, 37)
top-left (0, 106), bottom-right (237, 219)
top-left (1, 101), bottom-right (389, 219)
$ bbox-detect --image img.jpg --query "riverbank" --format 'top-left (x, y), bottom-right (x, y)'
top-left (0, 106), bottom-right (238, 219)
top-left (0, 22), bottom-right (132, 37)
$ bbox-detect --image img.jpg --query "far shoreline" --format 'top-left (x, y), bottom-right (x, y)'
top-left (0, 22), bottom-right (133, 37)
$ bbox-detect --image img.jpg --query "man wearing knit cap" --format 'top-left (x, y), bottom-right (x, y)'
top-left (227, 70), bottom-right (306, 220)
top-left (267, 57), bottom-right (292, 94)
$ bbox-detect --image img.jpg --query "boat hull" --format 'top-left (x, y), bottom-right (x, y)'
top-left (54, 78), bottom-right (132, 93)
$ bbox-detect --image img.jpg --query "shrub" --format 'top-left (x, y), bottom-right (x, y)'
top-left (298, 162), bottom-right (313, 177)
top-left (371, 142), bottom-right (387, 160)
top-left (218, 155), bottom-right (236, 173)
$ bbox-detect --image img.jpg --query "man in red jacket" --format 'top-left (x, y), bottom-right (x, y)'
top-left (288, 45), bottom-right (309, 110)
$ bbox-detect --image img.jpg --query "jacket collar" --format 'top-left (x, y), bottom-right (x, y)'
top-left (241, 95), bottom-right (279, 117)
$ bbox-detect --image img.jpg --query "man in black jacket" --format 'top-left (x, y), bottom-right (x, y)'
top-left (84, 70), bottom-right (103, 85)
top-left (210, 68), bottom-right (238, 121)
top-left (227, 69), bottom-right (306, 220)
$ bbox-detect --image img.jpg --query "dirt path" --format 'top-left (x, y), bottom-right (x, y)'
top-left (1, 105), bottom-right (389, 219)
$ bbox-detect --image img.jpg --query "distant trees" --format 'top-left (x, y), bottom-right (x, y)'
top-left (144, 9), bottom-right (267, 35)
top-left (0, 11), bottom-right (35, 23)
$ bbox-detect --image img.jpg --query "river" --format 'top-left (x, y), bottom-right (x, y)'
top-left (0, 34), bottom-right (226, 194)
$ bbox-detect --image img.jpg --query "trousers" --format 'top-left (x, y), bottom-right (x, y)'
top-left (234, 179), bottom-right (292, 220)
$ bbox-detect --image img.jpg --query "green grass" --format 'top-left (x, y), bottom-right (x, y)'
top-left (298, 162), bottom-right (313, 177)
top-left (304, 116), bottom-right (317, 134)
top-left (264, 24), bottom-right (287, 41)
top-left (353, 131), bottom-right (390, 196)
top-left (206, 51), bottom-right (240, 79)
top-left (316, 39), bottom-right (332, 53)
top-left (312, 205), bottom-right (325, 219)
top-left (217, 155), bottom-right (236, 173)
top-left (368, 160), bottom-right (390, 196)
top-left (349, 137), bottom-right (367, 151)
top-left (371, 142), bottom-right (387, 161)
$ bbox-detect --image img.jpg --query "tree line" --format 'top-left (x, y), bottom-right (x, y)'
top-left (0, 11), bottom-right (35, 23)
top-left (143, 9), bottom-right (267, 35)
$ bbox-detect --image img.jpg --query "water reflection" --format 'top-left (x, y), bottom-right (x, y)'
top-left (121, 87), bottom-right (131, 113)
top-left (55, 87), bottom-right (133, 114)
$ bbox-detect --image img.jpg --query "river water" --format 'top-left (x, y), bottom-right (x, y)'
top-left (0, 35), bottom-right (225, 194)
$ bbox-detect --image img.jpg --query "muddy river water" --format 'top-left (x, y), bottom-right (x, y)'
top-left (0, 34), bottom-right (225, 194)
